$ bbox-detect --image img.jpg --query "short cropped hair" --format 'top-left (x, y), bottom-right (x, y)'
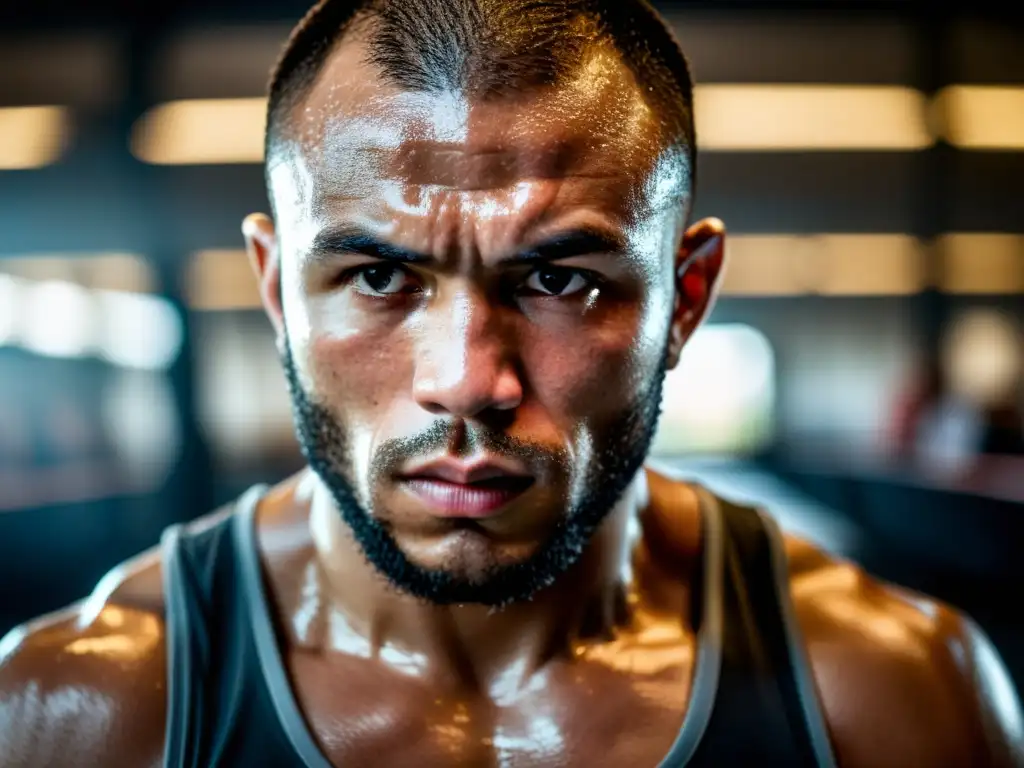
top-left (265, 0), bottom-right (696, 186)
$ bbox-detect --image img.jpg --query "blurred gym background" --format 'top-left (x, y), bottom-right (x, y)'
top-left (1, 1), bottom-right (1022, 695)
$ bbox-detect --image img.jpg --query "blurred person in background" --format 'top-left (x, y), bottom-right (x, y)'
top-left (894, 352), bottom-right (987, 475)
top-left (891, 314), bottom-right (1024, 480)
top-left (889, 353), bottom-right (952, 459)
top-left (1, 1), bottom-right (1022, 767)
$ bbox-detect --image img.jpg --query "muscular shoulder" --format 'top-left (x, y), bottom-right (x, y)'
top-left (0, 564), bottom-right (167, 767)
top-left (0, 546), bottom-right (167, 768)
top-left (0, 502), bottom-right (242, 768)
top-left (785, 537), bottom-right (1024, 768)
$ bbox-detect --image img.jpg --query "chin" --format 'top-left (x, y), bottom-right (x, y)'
top-left (396, 526), bottom-right (541, 581)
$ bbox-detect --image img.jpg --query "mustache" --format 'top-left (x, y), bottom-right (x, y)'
top-left (370, 419), bottom-right (570, 484)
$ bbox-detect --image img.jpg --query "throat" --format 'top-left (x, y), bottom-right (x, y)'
top-left (298, 472), bottom-right (665, 691)
top-left (382, 572), bottom-right (640, 694)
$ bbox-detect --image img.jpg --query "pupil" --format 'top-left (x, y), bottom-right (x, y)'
top-left (365, 267), bottom-right (394, 292)
top-left (539, 269), bottom-right (572, 294)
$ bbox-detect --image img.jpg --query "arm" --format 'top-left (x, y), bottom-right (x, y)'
top-left (0, 552), bottom-right (168, 768)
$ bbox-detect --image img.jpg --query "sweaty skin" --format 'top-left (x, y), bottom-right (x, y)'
top-left (2, 34), bottom-right (1022, 768)
top-left (1, 471), bottom-right (1022, 767)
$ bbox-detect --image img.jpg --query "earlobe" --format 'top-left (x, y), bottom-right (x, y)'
top-left (242, 213), bottom-right (285, 339)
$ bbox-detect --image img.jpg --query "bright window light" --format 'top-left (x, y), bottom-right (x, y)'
top-left (653, 324), bottom-right (776, 455)
top-left (96, 291), bottom-right (184, 371)
top-left (20, 280), bottom-right (96, 358)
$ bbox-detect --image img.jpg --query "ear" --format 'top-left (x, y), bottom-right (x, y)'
top-left (242, 213), bottom-right (285, 341)
top-left (666, 217), bottom-right (726, 370)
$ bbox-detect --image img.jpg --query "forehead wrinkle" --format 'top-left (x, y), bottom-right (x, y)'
top-left (383, 138), bottom-right (624, 190)
top-left (293, 139), bottom-right (675, 254)
top-left (300, 163), bottom-right (661, 266)
top-left (312, 170), bottom-right (636, 222)
top-left (303, 175), bottom-right (635, 271)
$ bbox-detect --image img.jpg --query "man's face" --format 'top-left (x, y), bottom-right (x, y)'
top-left (254, 39), bottom-right (709, 606)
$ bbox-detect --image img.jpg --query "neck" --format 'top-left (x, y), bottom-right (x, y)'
top-left (306, 471), bottom-right (650, 696)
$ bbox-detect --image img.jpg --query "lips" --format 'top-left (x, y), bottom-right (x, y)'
top-left (399, 458), bottom-right (534, 518)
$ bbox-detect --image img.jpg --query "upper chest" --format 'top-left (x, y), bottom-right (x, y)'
top-left (282, 629), bottom-right (697, 768)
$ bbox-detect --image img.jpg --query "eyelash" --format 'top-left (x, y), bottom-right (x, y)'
top-left (337, 264), bottom-right (602, 298)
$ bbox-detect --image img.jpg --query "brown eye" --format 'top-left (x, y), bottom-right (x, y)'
top-left (524, 267), bottom-right (591, 297)
top-left (351, 265), bottom-right (414, 296)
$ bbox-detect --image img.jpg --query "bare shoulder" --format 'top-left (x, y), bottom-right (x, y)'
top-left (0, 501), bottom-right (244, 768)
top-left (783, 535), bottom-right (1024, 768)
top-left (0, 544), bottom-right (167, 768)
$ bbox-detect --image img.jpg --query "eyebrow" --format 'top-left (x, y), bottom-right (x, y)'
top-left (310, 225), bottom-right (629, 266)
top-left (311, 227), bottom-right (430, 263)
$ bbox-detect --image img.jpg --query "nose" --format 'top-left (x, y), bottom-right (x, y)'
top-left (412, 289), bottom-right (523, 419)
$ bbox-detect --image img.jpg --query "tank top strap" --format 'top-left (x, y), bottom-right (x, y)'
top-left (160, 507), bottom-right (232, 768)
top-left (685, 491), bottom-right (837, 767)
top-left (161, 486), bottom-right (308, 768)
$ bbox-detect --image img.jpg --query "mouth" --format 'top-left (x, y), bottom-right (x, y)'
top-left (399, 475), bottom-right (535, 518)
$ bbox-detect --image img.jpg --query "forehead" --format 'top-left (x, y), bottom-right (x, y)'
top-left (270, 34), bottom-right (685, 226)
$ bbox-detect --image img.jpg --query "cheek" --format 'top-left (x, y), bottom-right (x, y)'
top-left (304, 318), bottom-right (415, 431)
top-left (523, 303), bottom-right (661, 418)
